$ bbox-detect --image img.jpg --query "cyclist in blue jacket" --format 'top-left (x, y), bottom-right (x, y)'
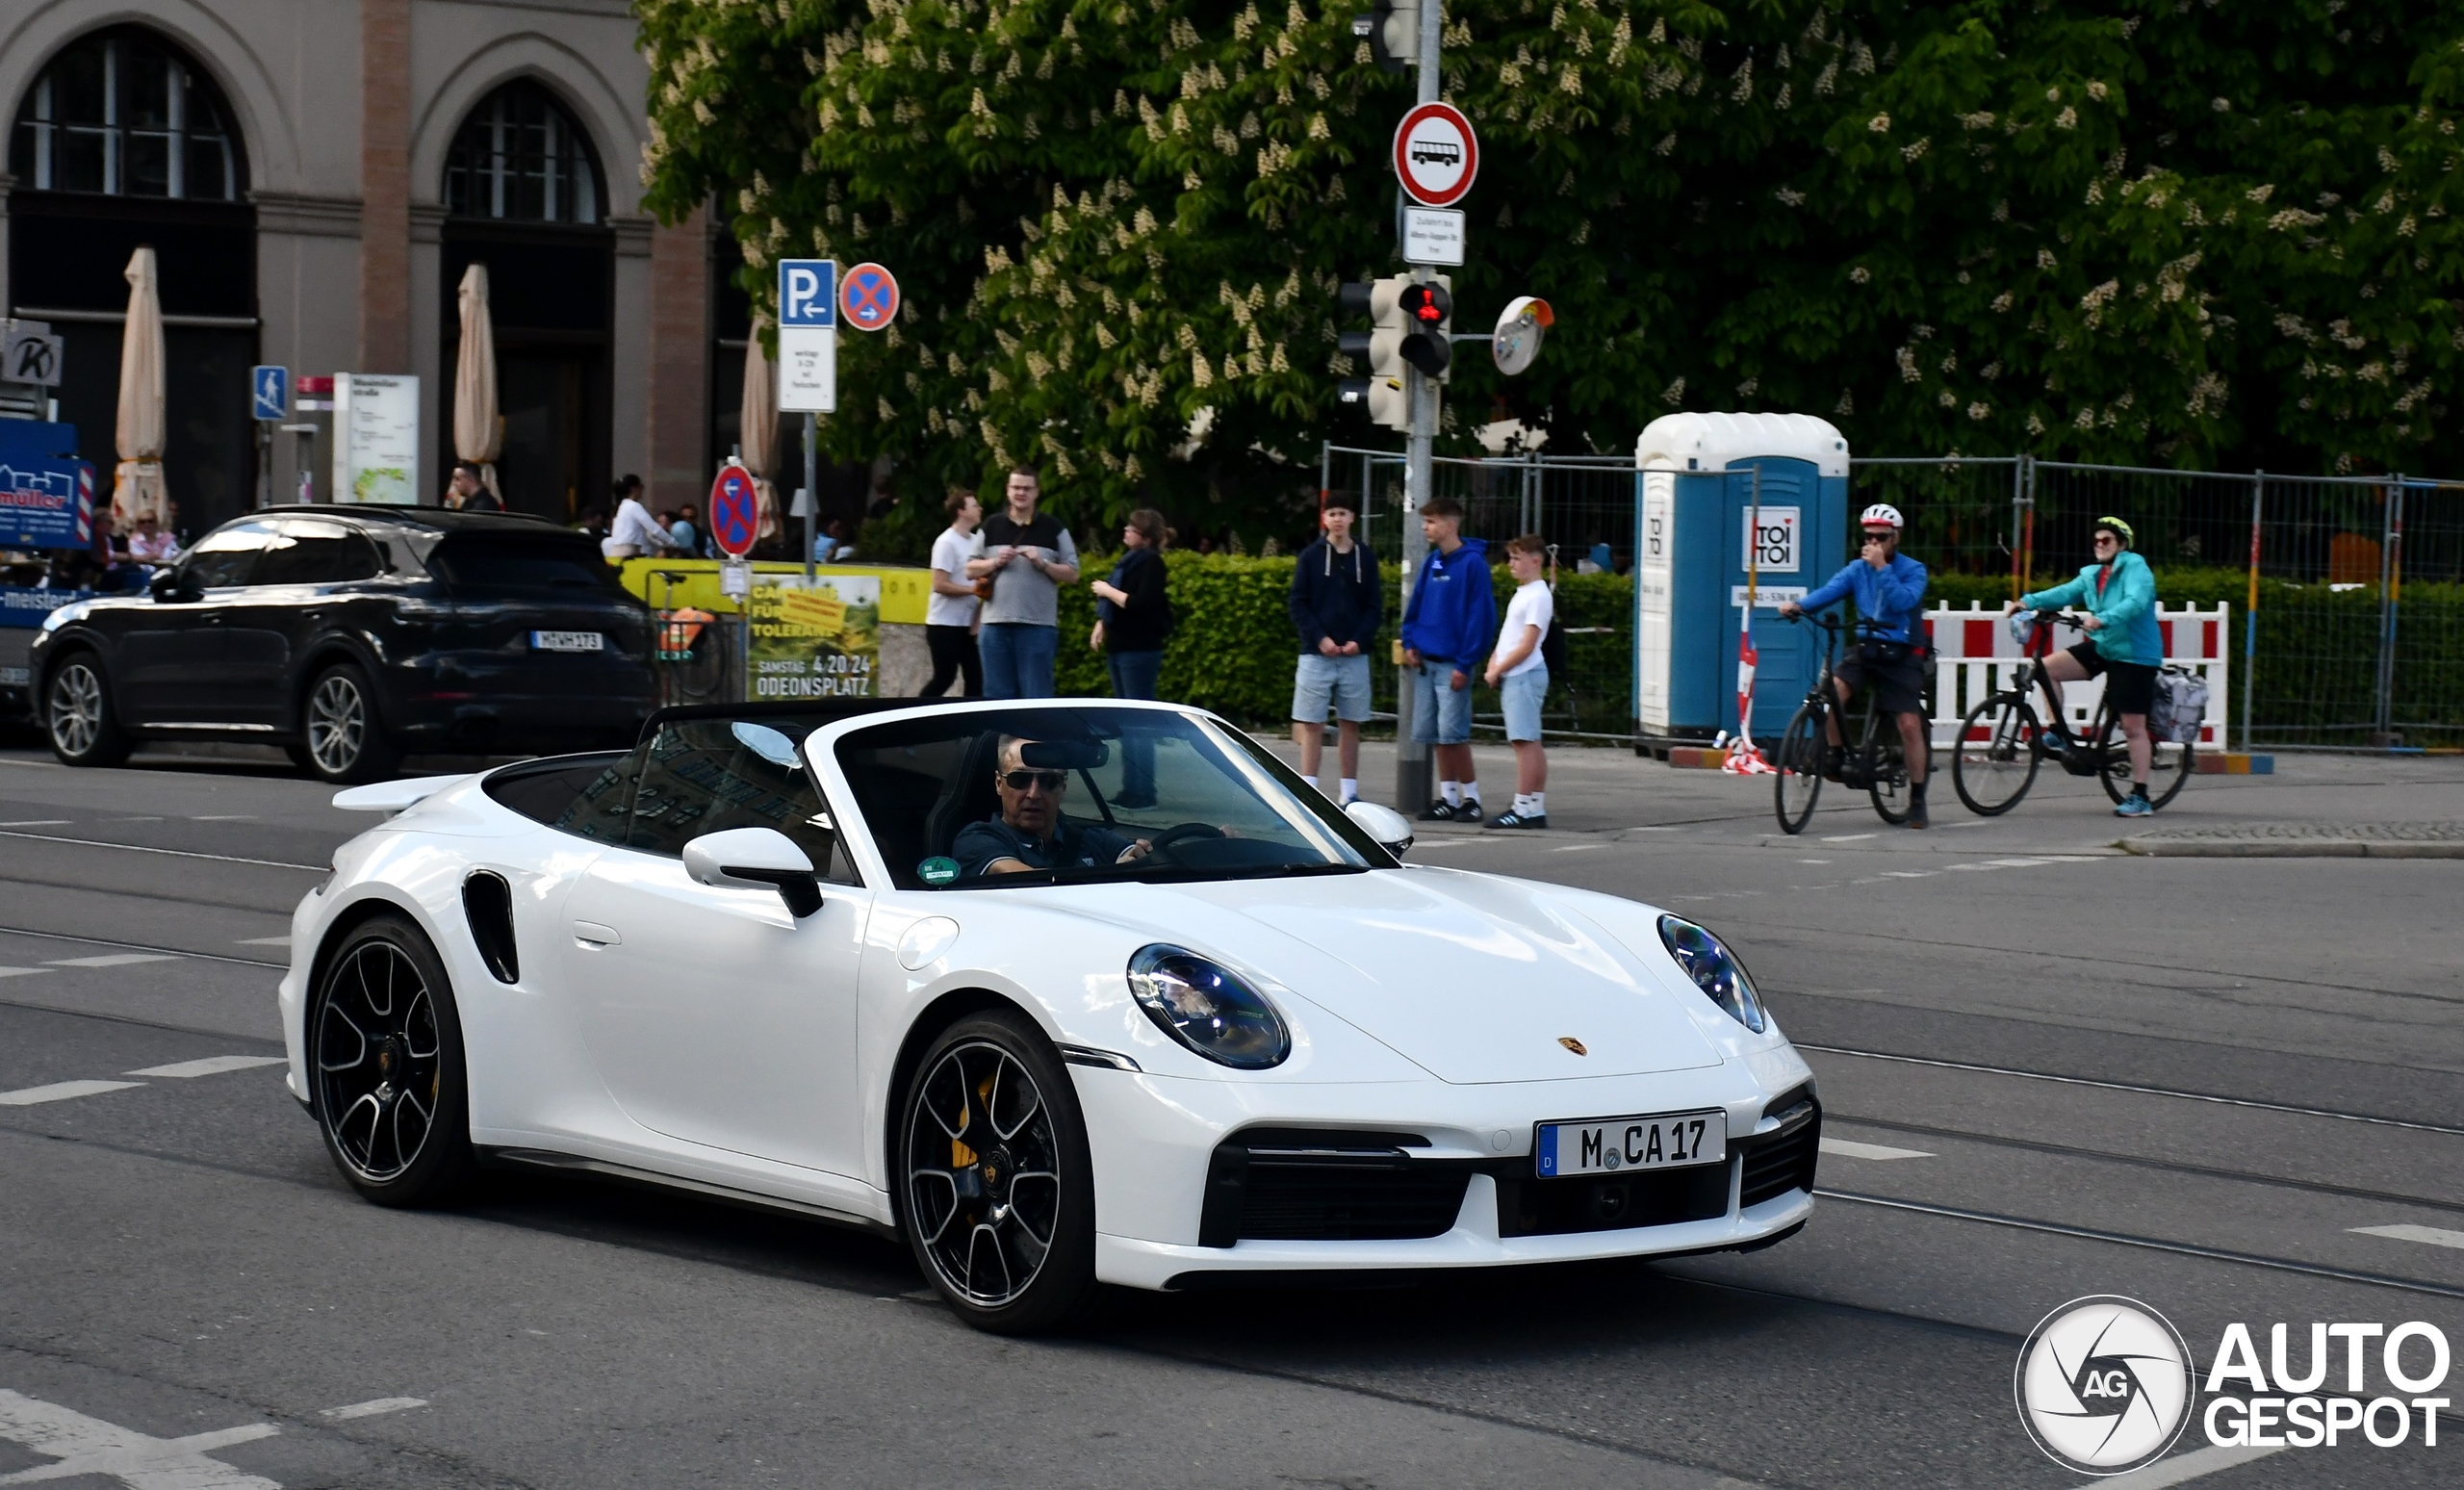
top-left (2010, 516), bottom-right (2163, 816)
top-left (1780, 503), bottom-right (1933, 828)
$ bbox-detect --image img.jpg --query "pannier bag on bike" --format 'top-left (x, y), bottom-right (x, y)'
top-left (2147, 667), bottom-right (2210, 745)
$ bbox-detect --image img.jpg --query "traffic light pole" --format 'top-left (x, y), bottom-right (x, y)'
top-left (1393, 3), bottom-right (1443, 815)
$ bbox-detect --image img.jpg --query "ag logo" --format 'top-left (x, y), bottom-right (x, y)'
top-left (2015, 1296), bottom-right (2194, 1475)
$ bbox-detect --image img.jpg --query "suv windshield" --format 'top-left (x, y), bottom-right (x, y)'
top-left (835, 706), bottom-right (1386, 889)
top-left (426, 532), bottom-right (629, 596)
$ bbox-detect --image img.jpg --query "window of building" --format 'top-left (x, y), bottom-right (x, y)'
top-left (8, 27), bottom-right (243, 201)
top-left (443, 82), bottom-right (603, 225)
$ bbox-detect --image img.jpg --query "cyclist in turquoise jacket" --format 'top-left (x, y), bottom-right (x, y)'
top-left (2009, 516), bottom-right (2163, 816)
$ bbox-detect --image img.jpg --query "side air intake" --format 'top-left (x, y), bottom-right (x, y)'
top-left (462, 870), bottom-right (519, 984)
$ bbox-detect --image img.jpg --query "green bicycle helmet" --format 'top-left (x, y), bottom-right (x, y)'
top-left (2092, 515), bottom-right (2136, 548)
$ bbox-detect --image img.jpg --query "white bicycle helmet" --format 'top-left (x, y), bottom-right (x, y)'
top-left (1860, 502), bottom-right (1905, 530)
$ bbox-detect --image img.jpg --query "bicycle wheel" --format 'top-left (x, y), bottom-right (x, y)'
top-left (1952, 693), bottom-right (2043, 816)
top-left (2090, 695), bottom-right (2193, 809)
top-left (1773, 703), bottom-right (1826, 835)
top-left (1863, 712), bottom-right (1915, 825)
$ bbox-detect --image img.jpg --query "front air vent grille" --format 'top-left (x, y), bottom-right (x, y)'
top-left (462, 870), bottom-right (519, 984)
top-left (1198, 1128), bottom-right (1466, 1246)
top-left (1739, 1096), bottom-right (1821, 1209)
top-left (1495, 1163), bottom-right (1732, 1237)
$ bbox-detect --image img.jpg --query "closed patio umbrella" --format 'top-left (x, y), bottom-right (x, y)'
top-left (112, 246), bottom-right (167, 528)
top-left (452, 263), bottom-right (503, 503)
top-left (740, 318), bottom-right (780, 539)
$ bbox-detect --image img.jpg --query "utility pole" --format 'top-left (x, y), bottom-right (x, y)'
top-left (1394, 3), bottom-right (1442, 815)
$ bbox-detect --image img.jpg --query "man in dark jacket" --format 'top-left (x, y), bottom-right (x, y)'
top-left (1399, 497), bottom-right (1497, 820)
top-left (1288, 501), bottom-right (1381, 805)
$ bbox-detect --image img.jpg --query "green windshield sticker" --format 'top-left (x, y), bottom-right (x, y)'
top-left (918, 856), bottom-right (961, 886)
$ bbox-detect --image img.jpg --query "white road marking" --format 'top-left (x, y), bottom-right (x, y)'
top-left (1820, 1138), bottom-right (1935, 1162)
top-left (2352, 1222), bottom-right (2464, 1251)
top-left (106, 816), bottom-right (163, 822)
top-left (319, 1398), bottom-right (426, 1421)
top-left (0, 820), bottom-right (70, 827)
top-left (0, 830), bottom-right (324, 871)
top-left (46, 953), bottom-right (179, 968)
top-left (1986, 858), bottom-right (2050, 867)
top-left (0, 1079), bottom-right (144, 1106)
top-left (234, 937), bottom-right (292, 947)
top-left (1550, 843), bottom-right (1606, 852)
top-left (123, 1056), bottom-right (287, 1079)
top-left (191, 815), bottom-right (258, 821)
top-left (1798, 859), bottom-right (1831, 863)
top-left (1820, 833), bottom-right (1877, 842)
top-left (0, 967), bottom-right (53, 980)
top-left (2097, 1444), bottom-right (2284, 1486)
top-left (0, 1387), bottom-right (280, 1488)
top-left (1880, 870), bottom-right (1935, 879)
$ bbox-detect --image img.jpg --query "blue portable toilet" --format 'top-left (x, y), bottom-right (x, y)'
top-left (1632, 413), bottom-right (1850, 744)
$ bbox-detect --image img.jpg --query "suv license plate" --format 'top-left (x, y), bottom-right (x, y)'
top-left (1535, 1110), bottom-right (1726, 1177)
top-left (529, 630), bottom-right (603, 653)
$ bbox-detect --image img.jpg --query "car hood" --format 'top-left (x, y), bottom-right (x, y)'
top-left (1114, 867), bottom-right (1726, 1085)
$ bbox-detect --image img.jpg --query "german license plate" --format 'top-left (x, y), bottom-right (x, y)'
top-left (529, 629), bottom-right (603, 653)
top-left (1535, 1110), bottom-right (1726, 1178)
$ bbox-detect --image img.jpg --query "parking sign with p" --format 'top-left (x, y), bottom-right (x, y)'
top-left (777, 259), bottom-right (837, 413)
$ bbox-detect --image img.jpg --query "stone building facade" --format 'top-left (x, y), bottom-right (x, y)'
top-left (1, 0), bottom-right (738, 535)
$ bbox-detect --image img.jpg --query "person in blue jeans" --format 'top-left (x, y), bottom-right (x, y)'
top-left (965, 467), bottom-right (1079, 698)
top-left (2011, 516), bottom-right (2164, 815)
top-left (1089, 509), bottom-right (1174, 806)
top-left (1399, 497), bottom-right (1497, 821)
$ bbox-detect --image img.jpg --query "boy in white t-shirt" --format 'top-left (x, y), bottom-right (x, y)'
top-left (1482, 535), bottom-right (1553, 829)
top-left (922, 488), bottom-right (984, 696)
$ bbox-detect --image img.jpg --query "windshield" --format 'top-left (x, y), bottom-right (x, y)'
top-left (834, 706), bottom-right (1388, 890)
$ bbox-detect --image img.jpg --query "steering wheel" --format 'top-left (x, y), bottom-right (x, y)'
top-left (1146, 822), bottom-right (1226, 861)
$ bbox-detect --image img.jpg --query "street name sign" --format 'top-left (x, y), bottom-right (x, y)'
top-left (1393, 101), bottom-right (1478, 208)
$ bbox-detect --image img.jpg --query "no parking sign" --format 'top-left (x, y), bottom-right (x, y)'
top-left (838, 263), bottom-right (900, 333)
top-left (709, 463), bottom-right (761, 558)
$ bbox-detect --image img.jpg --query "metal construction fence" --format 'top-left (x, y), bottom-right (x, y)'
top-left (1324, 444), bottom-right (2464, 751)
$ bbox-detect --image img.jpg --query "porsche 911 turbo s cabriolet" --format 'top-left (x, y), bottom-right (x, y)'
top-left (282, 698), bottom-right (1819, 1332)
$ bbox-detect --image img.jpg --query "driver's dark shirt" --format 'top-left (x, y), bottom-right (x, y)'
top-left (953, 814), bottom-right (1138, 878)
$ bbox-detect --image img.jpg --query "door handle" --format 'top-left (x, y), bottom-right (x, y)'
top-left (571, 920), bottom-right (622, 947)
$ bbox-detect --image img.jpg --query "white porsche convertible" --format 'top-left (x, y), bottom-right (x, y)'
top-left (281, 698), bottom-right (1819, 1332)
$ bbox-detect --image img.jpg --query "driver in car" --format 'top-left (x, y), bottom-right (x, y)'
top-left (957, 736), bottom-right (1156, 878)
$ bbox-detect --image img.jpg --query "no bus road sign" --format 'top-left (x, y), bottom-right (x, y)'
top-left (839, 263), bottom-right (900, 332)
top-left (1393, 101), bottom-right (1478, 208)
top-left (709, 462), bottom-right (761, 558)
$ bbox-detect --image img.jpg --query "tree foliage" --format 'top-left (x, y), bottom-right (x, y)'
top-left (635, 0), bottom-right (2464, 536)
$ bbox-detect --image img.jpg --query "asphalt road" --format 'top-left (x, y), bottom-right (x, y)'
top-left (1, 735), bottom-right (2459, 1488)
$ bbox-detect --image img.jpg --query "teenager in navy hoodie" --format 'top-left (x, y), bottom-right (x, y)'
top-left (1399, 496), bottom-right (1497, 820)
top-left (1288, 500), bottom-right (1382, 804)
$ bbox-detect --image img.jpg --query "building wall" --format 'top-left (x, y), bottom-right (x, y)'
top-left (0, 0), bottom-right (706, 528)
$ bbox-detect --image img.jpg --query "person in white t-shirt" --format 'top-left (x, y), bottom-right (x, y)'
top-left (601, 475), bottom-right (677, 561)
top-left (922, 488), bottom-right (984, 696)
top-left (1482, 535), bottom-right (1554, 830)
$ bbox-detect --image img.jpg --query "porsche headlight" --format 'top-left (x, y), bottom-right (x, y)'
top-left (1657, 915), bottom-right (1767, 1034)
top-left (1126, 944), bottom-right (1291, 1069)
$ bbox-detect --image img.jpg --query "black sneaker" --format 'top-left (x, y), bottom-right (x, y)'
top-left (1907, 793), bottom-right (1930, 829)
top-left (1488, 810), bottom-right (1547, 830)
top-left (1455, 799), bottom-right (1484, 823)
top-left (1418, 800), bottom-right (1456, 821)
top-left (1823, 745), bottom-right (1846, 783)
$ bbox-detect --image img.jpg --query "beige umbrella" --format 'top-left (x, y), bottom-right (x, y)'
top-left (739, 317), bottom-right (781, 538)
top-left (112, 246), bottom-right (167, 527)
top-left (451, 263), bottom-right (503, 503)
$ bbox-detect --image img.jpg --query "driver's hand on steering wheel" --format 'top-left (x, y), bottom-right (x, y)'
top-left (1115, 839), bottom-right (1155, 863)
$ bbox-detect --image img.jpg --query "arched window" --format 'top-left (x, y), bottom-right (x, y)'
top-left (9, 26), bottom-right (243, 200)
top-left (443, 82), bottom-right (603, 224)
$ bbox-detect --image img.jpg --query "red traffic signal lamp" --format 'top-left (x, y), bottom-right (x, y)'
top-left (1395, 282), bottom-right (1452, 376)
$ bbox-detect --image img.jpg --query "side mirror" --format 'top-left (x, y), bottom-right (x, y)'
top-left (1344, 800), bottom-right (1415, 858)
top-left (150, 568), bottom-right (195, 604)
top-left (681, 827), bottom-right (823, 916)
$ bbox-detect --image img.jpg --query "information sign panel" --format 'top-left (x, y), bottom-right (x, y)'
top-left (332, 373), bottom-right (420, 503)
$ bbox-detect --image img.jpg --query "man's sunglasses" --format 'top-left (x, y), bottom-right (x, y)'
top-left (999, 769), bottom-right (1069, 791)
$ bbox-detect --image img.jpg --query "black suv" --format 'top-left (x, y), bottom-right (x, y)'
top-left (32, 507), bottom-right (656, 782)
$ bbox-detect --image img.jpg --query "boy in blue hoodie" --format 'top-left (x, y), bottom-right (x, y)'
top-left (1399, 497), bottom-right (1498, 820)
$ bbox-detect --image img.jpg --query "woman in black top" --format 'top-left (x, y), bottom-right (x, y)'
top-left (1089, 508), bottom-right (1174, 805)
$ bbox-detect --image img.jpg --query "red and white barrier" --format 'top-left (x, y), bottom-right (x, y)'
top-left (1924, 602), bottom-right (2230, 752)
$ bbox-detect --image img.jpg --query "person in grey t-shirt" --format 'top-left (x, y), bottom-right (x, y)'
top-left (964, 466), bottom-right (1080, 697)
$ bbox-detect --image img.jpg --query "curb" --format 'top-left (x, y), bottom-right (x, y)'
top-left (2194, 754), bottom-right (2274, 775)
top-left (1667, 747), bottom-right (1728, 769)
top-left (2118, 837), bottom-right (2464, 859)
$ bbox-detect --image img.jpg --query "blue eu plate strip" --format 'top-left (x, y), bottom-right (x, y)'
top-left (1536, 1124), bottom-right (1558, 1177)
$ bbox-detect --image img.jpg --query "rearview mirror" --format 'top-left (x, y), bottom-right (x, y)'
top-left (681, 827), bottom-right (823, 916)
top-left (1344, 800), bottom-right (1414, 858)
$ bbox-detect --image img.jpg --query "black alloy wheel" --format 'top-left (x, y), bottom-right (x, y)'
top-left (45, 654), bottom-right (131, 767)
top-left (899, 1011), bottom-right (1096, 1334)
top-left (1773, 704), bottom-right (1824, 835)
top-left (311, 915), bottom-right (475, 1205)
top-left (302, 663), bottom-right (399, 784)
top-left (1952, 692), bottom-right (2043, 816)
top-left (2090, 695), bottom-right (2194, 809)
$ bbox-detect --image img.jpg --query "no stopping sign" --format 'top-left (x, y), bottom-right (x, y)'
top-left (1393, 101), bottom-right (1479, 208)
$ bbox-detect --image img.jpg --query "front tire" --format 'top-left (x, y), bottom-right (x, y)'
top-left (45, 653), bottom-right (132, 768)
top-left (309, 914), bottom-right (476, 1206)
top-left (1773, 704), bottom-right (1825, 835)
top-left (1952, 693), bottom-right (2042, 816)
top-left (302, 663), bottom-right (399, 784)
top-left (898, 1011), bottom-right (1096, 1335)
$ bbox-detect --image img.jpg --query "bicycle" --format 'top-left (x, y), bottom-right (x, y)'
top-left (1772, 613), bottom-right (1924, 835)
top-left (1948, 609), bottom-right (2193, 816)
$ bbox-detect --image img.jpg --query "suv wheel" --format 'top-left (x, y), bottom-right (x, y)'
top-left (46, 654), bottom-right (132, 767)
top-left (302, 663), bottom-right (399, 784)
